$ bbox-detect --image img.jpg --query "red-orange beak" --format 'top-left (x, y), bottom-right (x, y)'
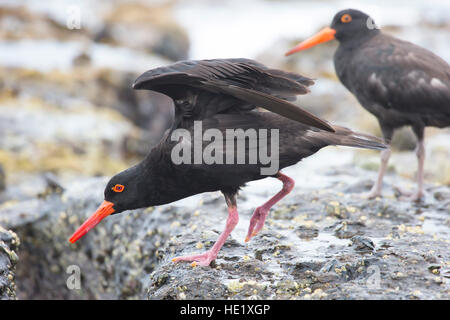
top-left (69, 200), bottom-right (115, 243)
top-left (285, 27), bottom-right (336, 56)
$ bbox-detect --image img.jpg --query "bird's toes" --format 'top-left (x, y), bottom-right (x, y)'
top-left (395, 186), bottom-right (413, 197)
top-left (172, 251), bottom-right (216, 267)
top-left (399, 190), bottom-right (425, 202)
top-left (395, 186), bottom-right (425, 202)
top-left (246, 208), bottom-right (269, 242)
top-left (191, 258), bottom-right (214, 267)
top-left (245, 216), bottom-right (259, 242)
top-left (362, 189), bottom-right (382, 200)
top-left (245, 230), bottom-right (258, 243)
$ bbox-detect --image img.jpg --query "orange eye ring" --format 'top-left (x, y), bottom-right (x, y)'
top-left (112, 184), bottom-right (125, 192)
top-left (341, 14), bottom-right (352, 23)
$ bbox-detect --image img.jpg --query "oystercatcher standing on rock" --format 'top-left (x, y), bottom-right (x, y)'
top-left (286, 9), bottom-right (450, 201)
top-left (69, 59), bottom-right (385, 266)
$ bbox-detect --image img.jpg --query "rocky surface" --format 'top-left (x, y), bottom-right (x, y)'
top-left (148, 172), bottom-right (450, 300)
top-left (0, 226), bottom-right (20, 300)
top-left (1, 162), bottom-right (448, 300)
top-left (0, 0), bottom-right (449, 301)
top-left (0, 177), bottom-right (166, 299)
top-left (0, 2), bottom-right (189, 61)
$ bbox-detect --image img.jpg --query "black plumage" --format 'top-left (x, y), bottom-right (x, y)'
top-left (286, 9), bottom-right (450, 200)
top-left (70, 58), bottom-right (385, 266)
top-left (132, 58), bottom-right (332, 131)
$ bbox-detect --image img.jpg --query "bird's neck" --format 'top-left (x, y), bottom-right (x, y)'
top-left (334, 30), bottom-right (381, 84)
top-left (138, 141), bottom-right (185, 206)
top-left (338, 29), bottom-right (380, 52)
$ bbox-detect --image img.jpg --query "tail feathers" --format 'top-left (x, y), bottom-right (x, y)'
top-left (318, 125), bottom-right (387, 150)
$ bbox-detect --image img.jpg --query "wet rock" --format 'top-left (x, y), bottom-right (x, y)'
top-left (433, 188), bottom-right (450, 201)
top-left (145, 176), bottom-right (449, 300)
top-left (97, 2), bottom-right (189, 61)
top-left (2, 178), bottom-right (175, 299)
top-left (343, 179), bottom-right (376, 194)
top-left (0, 226), bottom-right (20, 300)
top-left (0, 94), bottom-right (139, 181)
top-left (350, 236), bottom-right (376, 253)
top-left (1, 167), bottom-right (449, 300)
top-left (320, 259), bottom-right (339, 273)
top-left (333, 221), bottom-right (365, 239)
top-left (0, 6), bottom-right (89, 41)
top-left (42, 172), bottom-right (65, 194)
top-left (0, 67), bottom-right (173, 148)
top-left (295, 226), bottom-right (319, 239)
top-left (0, 3), bottom-right (189, 63)
top-left (93, 69), bottom-right (174, 134)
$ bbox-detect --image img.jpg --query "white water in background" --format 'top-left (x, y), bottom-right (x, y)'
top-left (0, 0), bottom-right (448, 195)
top-left (0, 39), bottom-right (168, 72)
top-left (173, 0), bottom-right (450, 60)
top-left (0, 0), bottom-right (449, 70)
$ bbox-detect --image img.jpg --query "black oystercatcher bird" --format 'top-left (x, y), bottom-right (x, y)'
top-left (286, 9), bottom-right (450, 201)
top-left (69, 59), bottom-right (385, 266)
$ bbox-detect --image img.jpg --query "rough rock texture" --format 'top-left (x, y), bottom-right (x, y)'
top-left (97, 2), bottom-right (189, 61)
top-left (1, 0), bottom-right (448, 301)
top-left (0, 67), bottom-right (173, 142)
top-left (0, 226), bottom-right (20, 300)
top-left (1, 165), bottom-right (449, 300)
top-left (0, 2), bottom-right (189, 62)
top-left (148, 176), bottom-right (450, 300)
top-left (1, 178), bottom-right (171, 299)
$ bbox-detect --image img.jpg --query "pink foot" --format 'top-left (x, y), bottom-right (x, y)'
top-left (172, 250), bottom-right (217, 267)
top-left (363, 186), bottom-right (382, 200)
top-left (245, 206), bottom-right (268, 242)
top-left (245, 172), bottom-right (294, 242)
top-left (398, 189), bottom-right (425, 202)
top-left (172, 193), bottom-right (239, 267)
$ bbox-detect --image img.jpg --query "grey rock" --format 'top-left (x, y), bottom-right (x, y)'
top-left (1, 172), bottom-right (449, 300)
top-left (0, 226), bottom-right (20, 300)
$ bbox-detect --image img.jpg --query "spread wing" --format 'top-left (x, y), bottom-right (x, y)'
top-left (133, 59), bottom-right (334, 132)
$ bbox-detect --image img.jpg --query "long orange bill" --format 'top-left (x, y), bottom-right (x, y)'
top-left (285, 27), bottom-right (336, 56)
top-left (69, 200), bottom-right (115, 243)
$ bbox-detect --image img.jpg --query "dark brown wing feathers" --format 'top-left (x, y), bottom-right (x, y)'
top-left (342, 34), bottom-right (450, 119)
top-left (133, 59), bottom-right (334, 132)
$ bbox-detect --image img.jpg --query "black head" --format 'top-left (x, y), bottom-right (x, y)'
top-left (285, 9), bottom-right (380, 56)
top-left (330, 9), bottom-right (379, 42)
top-left (103, 166), bottom-right (150, 214)
top-left (69, 164), bottom-right (155, 243)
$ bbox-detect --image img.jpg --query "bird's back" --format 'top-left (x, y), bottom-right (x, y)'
top-left (334, 32), bottom-right (450, 128)
top-left (148, 111), bottom-right (385, 202)
top-left (133, 58), bottom-right (336, 132)
top-left (133, 58), bottom-right (384, 204)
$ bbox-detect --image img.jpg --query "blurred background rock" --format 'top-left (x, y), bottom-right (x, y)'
top-left (0, 0), bottom-right (448, 299)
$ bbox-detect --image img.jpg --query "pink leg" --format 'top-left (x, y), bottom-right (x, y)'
top-left (400, 138), bottom-right (425, 201)
top-left (172, 194), bottom-right (239, 267)
top-left (245, 172), bottom-right (295, 242)
top-left (416, 138), bottom-right (425, 199)
top-left (365, 147), bottom-right (391, 199)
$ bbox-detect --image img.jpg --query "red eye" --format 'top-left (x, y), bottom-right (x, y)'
top-left (112, 184), bottom-right (124, 192)
top-left (341, 14), bottom-right (352, 23)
